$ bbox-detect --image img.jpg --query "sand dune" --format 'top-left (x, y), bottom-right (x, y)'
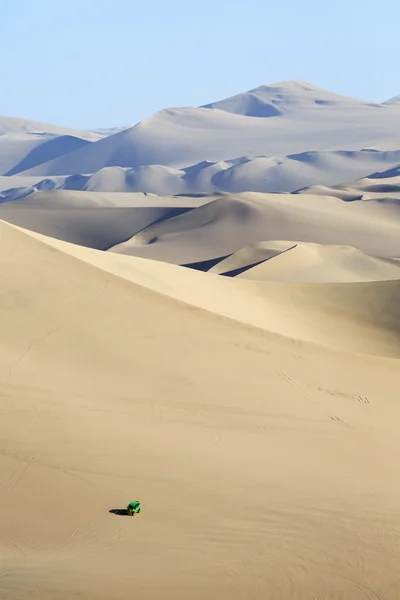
top-left (0, 115), bottom-right (101, 140)
top-left (0, 175), bottom-right (64, 195)
top-left (89, 126), bottom-right (129, 137)
top-left (217, 241), bottom-right (400, 282)
top-left (2, 81), bottom-right (400, 201)
top-left (382, 94), bottom-right (400, 105)
top-left (6, 148), bottom-right (400, 199)
top-left (203, 80), bottom-right (365, 116)
top-left (209, 241), bottom-right (297, 275)
top-left (0, 191), bottom-right (205, 249)
top-left (1, 190), bottom-right (398, 272)
top-left (3, 190), bottom-right (398, 267)
top-left (7, 222), bottom-right (400, 357)
top-left (1, 219), bottom-right (400, 600)
top-left (16, 81), bottom-right (400, 177)
top-left (368, 163), bottom-right (400, 179)
top-left (108, 192), bottom-right (400, 264)
top-left (300, 164), bottom-right (400, 203)
top-left (0, 133), bottom-right (93, 177)
top-left (0, 166), bottom-right (188, 200)
top-left (0, 189), bottom-right (208, 209)
top-left (207, 149), bottom-right (400, 194)
top-left (4, 135), bottom-right (93, 178)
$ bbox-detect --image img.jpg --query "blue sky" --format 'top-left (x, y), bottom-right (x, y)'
top-left (1, 0), bottom-right (399, 129)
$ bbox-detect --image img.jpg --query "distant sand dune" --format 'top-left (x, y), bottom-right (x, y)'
top-left (4, 148), bottom-right (400, 198)
top-left (0, 191), bottom-right (208, 249)
top-left (108, 192), bottom-right (400, 263)
top-left (17, 81), bottom-right (400, 177)
top-left (298, 163), bottom-right (400, 204)
top-left (2, 81), bottom-right (400, 200)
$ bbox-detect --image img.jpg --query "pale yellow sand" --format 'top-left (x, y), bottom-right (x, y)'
top-left (9, 225), bottom-right (400, 357)
top-left (212, 241), bottom-right (400, 283)
top-left (1, 220), bottom-right (400, 600)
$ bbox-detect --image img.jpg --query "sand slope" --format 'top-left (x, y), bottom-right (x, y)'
top-left (2, 191), bottom-right (398, 266)
top-left (4, 149), bottom-right (400, 199)
top-left (5, 221), bottom-right (400, 357)
top-left (209, 241), bottom-right (297, 274)
top-left (1, 220), bottom-right (400, 600)
top-left (212, 241), bottom-right (400, 282)
top-left (108, 192), bottom-right (400, 264)
top-left (0, 192), bottom-right (206, 250)
top-left (0, 134), bottom-right (93, 177)
top-left (17, 81), bottom-right (400, 177)
top-left (2, 81), bottom-right (400, 200)
top-left (0, 115), bottom-right (101, 140)
top-left (300, 162), bottom-right (400, 202)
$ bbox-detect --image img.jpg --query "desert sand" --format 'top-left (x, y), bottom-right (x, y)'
top-left (1, 80), bottom-right (400, 599)
top-left (108, 192), bottom-right (400, 263)
top-left (2, 81), bottom-right (400, 203)
top-left (1, 217), bottom-right (400, 600)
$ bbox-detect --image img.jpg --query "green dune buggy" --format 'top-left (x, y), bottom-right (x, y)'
top-left (126, 501), bottom-right (141, 516)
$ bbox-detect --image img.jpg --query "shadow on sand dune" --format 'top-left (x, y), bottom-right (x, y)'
top-left (109, 509), bottom-right (127, 516)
